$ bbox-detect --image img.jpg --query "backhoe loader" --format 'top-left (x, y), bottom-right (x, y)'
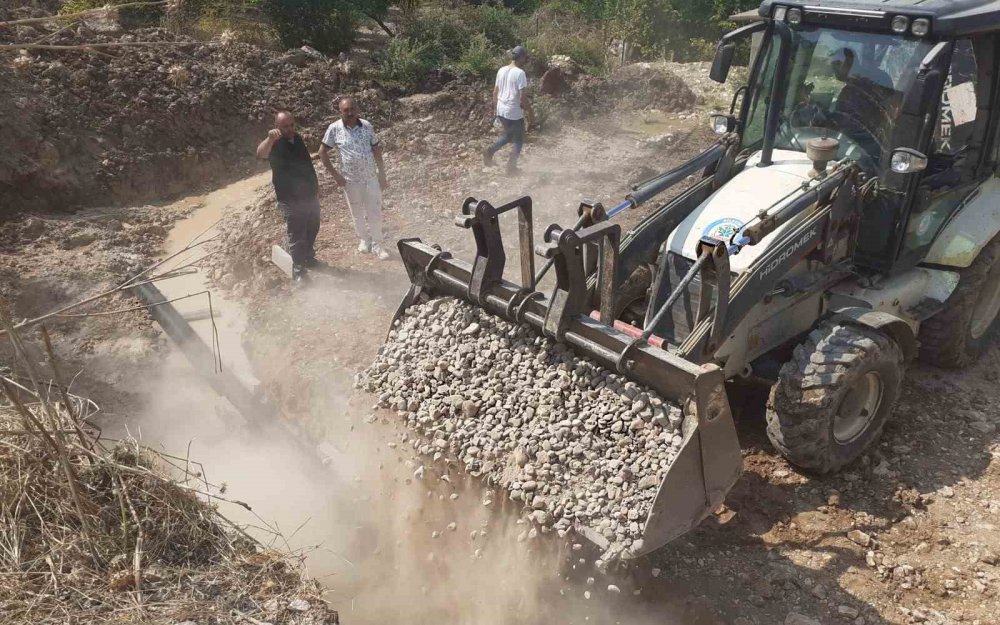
top-left (387, 0), bottom-right (1000, 556)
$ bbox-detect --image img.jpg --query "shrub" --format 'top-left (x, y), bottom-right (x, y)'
top-left (376, 37), bottom-right (437, 84)
top-left (400, 4), bottom-right (521, 63)
top-left (459, 5), bottom-right (521, 51)
top-left (453, 33), bottom-right (503, 80)
top-left (60, 0), bottom-right (164, 27)
top-left (523, 5), bottom-right (607, 73)
top-left (526, 30), bottom-right (606, 74)
top-left (259, 0), bottom-right (356, 55)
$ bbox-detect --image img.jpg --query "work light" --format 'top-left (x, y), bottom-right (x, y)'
top-left (911, 18), bottom-right (930, 36)
top-left (891, 15), bottom-right (910, 34)
top-left (891, 148), bottom-right (928, 173)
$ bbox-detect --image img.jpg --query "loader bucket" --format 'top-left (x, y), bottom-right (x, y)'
top-left (390, 196), bottom-right (742, 557)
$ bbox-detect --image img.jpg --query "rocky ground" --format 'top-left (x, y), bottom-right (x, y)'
top-left (197, 68), bottom-right (999, 625)
top-left (1, 10), bottom-right (997, 622)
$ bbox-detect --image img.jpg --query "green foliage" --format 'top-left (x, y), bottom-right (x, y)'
top-left (402, 4), bottom-right (520, 60)
top-left (531, 0), bottom-right (759, 61)
top-left (375, 36), bottom-right (437, 84)
top-left (60, 0), bottom-right (164, 27)
top-left (523, 6), bottom-right (607, 73)
top-left (454, 33), bottom-right (503, 79)
top-left (259, 0), bottom-right (354, 54)
top-left (258, 0), bottom-right (394, 55)
top-left (381, 4), bottom-right (521, 83)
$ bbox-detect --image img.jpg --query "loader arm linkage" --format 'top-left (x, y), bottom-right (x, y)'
top-left (391, 138), bottom-right (860, 556)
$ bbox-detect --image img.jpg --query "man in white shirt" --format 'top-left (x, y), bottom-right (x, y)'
top-left (318, 97), bottom-right (391, 260)
top-left (483, 45), bottom-right (533, 175)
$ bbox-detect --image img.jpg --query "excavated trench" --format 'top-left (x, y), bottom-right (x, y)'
top-left (109, 105), bottom-right (735, 619)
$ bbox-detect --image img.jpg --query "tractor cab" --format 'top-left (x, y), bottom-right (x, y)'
top-left (710, 0), bottom-right (1000, 275)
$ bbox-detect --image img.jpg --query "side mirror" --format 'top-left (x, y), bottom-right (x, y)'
top-left (891, 148), bottom-right (929, 174)
top-left (710, 42), bottom-right (736, 83)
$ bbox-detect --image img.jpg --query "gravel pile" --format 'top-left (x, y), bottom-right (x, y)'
top-left (357, 297), bottom-right (688, 555)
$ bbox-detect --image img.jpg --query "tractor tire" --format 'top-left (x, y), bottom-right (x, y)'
top-left (919, 234), bottom-right (1000, 368)
top-left (766, 321), bottom-right (903, 474)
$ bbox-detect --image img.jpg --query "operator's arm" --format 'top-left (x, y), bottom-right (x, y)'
top-left (318, 143), bottom-right (346, 187)
top-left (373, 144), bottom-right (388, 190)
top-left (492, 85), bottom-right (499, 114)
top-left (256, 129), bottom-right (281, 159)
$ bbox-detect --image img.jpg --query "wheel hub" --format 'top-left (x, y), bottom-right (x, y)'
top-left (834, 371), bottom-right (884, 444)
top-left (970, 259), bottom-right (1000, 339)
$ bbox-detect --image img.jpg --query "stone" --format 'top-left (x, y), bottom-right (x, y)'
top-left (785, 614), bottom-right (822, 625)
top-left (359, 297), bottom-right (690, 558)
top-left (847, 529), bottom-right (871, 547)
top-left (287, 599), bottom-right (311, 612)
top-left (837, 605), bottom-right (860, 619)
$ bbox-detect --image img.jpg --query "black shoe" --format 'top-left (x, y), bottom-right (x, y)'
top-left (302, 256), bottom-right (318, 269)
top-left (292, 265), bottom-right (310, 285)
top-left (482, 148), bottom-right (495, 167)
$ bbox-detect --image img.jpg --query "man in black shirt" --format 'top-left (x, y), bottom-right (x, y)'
top-left (256, 111), bottom-right (320, 277)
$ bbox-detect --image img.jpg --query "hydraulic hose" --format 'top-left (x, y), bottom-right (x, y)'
top-left (627, 142), bottom-right (727, 207)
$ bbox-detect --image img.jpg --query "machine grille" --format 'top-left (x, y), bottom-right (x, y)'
top-left (649, 252), bottom-right (703, 348)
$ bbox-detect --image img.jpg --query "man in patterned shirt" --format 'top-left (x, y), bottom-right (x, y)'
top-left (318, 97), bottom-right (391, 260)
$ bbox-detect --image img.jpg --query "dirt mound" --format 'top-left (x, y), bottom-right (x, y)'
top-left (0, 23), bottom-right (385, 214)
top-left (572, 63), bottom-right (697, 113)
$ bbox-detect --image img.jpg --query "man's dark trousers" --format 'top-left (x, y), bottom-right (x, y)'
top-left (279, 196), bottom-right (321, 266)
top-left (486, 116), bottom-right (525, 167)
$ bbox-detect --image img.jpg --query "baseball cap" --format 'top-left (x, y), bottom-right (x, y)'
top-left (511, 45), bottom-right (528, 60)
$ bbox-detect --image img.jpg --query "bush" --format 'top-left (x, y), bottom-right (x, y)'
top-left (259, 0), bottom-right (357, 55)
top-left (60, 0), bottom-right (164, 27)
top-left (400, 4), bottom-right (521, 63)
top-left (376, 37), bottom-right (437, 84)
top-left (526, 30), bottom-right (606, 74)
top-left (523, 5), bottom-right (607, 73)
top-left (454, 33), bottom-right (503, 80)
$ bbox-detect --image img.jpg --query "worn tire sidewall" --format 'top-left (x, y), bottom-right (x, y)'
top-left (821, 348), bottom-right (902, 466)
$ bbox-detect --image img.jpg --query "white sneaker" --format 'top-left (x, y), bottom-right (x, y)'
top-left (358, 239), bottom-right (371, 253)
top-left (371, 243), bottom-right (390, 260)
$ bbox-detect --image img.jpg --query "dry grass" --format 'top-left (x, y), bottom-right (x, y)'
top-left (0, 320), bottom-right (339, 624)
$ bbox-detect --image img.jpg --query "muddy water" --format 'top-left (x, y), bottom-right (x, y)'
top-left (155, 171), bottom-right (270, 386)
top-left (619, 110), bottom-right (688, 138)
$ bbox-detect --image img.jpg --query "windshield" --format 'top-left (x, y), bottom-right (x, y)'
top-left (745, 26), bottom-right (935, 171)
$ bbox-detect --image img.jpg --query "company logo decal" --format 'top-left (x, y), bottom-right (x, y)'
top-left (702, 218), bottom-right (744, 241)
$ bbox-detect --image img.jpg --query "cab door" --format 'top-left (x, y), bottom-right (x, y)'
top-left (898, 35), bottom-right (998, 268)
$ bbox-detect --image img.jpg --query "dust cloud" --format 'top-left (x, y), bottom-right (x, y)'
top-left (106, 234), bottom-right (695, 625)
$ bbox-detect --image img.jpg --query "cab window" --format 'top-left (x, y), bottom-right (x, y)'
top-left (900, 37), bottom-right (992, 263)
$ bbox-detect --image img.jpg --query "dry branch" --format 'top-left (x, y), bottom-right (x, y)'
top-left (0, 41), bottom-right (213, 52)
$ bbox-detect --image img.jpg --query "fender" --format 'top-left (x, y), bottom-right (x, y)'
top-left (924, 178), bottom-right (1000, 268)
top-left (830, 308), bottom-right (918, 362)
